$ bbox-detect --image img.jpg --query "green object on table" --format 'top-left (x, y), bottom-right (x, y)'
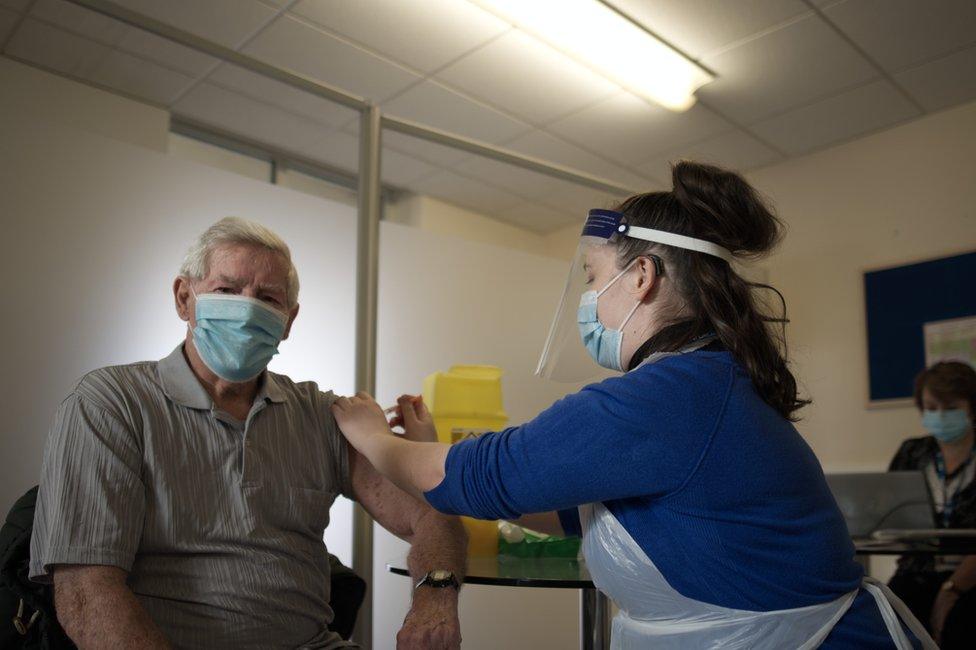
top-left (498, 528), bottom-right (581, 559)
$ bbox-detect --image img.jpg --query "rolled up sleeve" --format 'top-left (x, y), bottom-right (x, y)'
top-left (30, 392), bottom-right (146, 583)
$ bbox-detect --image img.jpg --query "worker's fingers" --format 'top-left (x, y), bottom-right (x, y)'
top-left (415, 396), bottom-right (431, 421)
top-left (400, 397), bottom-right (422, 428)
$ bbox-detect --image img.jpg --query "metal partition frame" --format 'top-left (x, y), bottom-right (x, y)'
top-left (65, 2), bottom-right (634, 646)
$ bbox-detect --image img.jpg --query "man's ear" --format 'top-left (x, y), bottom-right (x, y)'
top-left (631, 256), bottom-right (659, 302)
top-left (174, 277), bottom-right (192, 322)
top-left (282, 303), bottom-right (300, 341)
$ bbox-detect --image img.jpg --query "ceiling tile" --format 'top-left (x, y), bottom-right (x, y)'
top-left (116, 28), bottom-right (218, 77)
top-left (298, 128), bottom-right (360, 171)
top-left (536, 177), bottom-right (631, 216)
top-left (290, 0), bottom-right (509, 74)
top-left (750, 80), bottom-right (921, 156)
top-left (407, 170), bottom-right (524, 216)
top-left (0, 6), bottom-right (20, 42)
top-left (382, 79), bottom-right (533, 144)
top-left (547, 91), bottom-right (731, 166)
top-left (112, 0), bottom-right (278, 48)
top-left (243, 14), bottom-right (421, 103)
top-left (0, 0), bottom-right (32, 11)
top-left (380, 130), bottom-right (473, 168)
top-left (894, 44), bottom-right (976, 113)
top-left (697, 13), bottom-right (878, 124)
top-left (636, 129), bottom-right (783, 179)
top-left (607, 0), bottom-right (810, 59)
top-left (5, 18), bottom-right (112, 78)
top-left (380, 147), bottom-right (439, 187)
top-left (435, 30), bottom-right (617, 124)
top-left (88, 49), bottom-right (194, 105)
top-left (173, 82), bottom-right (354, 165)
top-left (501, 129), bottom-right (661, 189)
top-left (494, 201), bottom-right (578, 234)
top-left (453, 155), bottom-right (573, 202)
top-left (208, 63), bottom-right (358, 126)
top-left (29, 0), bottom-right (218, 77)
top-left (822, 0), bottom-right (976, 73)
top-left (29, 0), bottom-right (128, 44)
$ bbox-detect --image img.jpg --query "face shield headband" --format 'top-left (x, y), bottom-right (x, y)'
top-left (536, 209), bottom-right (735, 382)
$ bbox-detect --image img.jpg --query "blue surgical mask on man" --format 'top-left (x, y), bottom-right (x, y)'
top-left (577, 260), bottom-right (641, 372)
top-left (922, 409), bottom-right (973, 444)
top-left (190, 288), bottom-right (289, 383)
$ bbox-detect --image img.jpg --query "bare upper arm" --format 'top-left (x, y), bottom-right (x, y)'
top-left (348, 441), bottom-right (428, 542)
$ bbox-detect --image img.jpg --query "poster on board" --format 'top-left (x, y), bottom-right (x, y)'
top-left (924, 316), bottom-right (976, 369)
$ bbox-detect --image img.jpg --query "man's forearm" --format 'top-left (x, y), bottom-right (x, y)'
top-left (407, 508), bottom-right (468, 586)
top-left (55, 566), bottom-right (170, 649)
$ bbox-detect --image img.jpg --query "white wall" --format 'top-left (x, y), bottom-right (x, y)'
top-left (373, 221), bottom-right (585, 649)
top-left (747, 99), bottom-right (976, 472)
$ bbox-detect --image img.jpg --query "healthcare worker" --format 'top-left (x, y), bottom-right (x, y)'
top-left (333, 161), bottom-right (936, 649)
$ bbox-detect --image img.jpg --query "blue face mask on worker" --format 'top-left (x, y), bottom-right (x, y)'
top-left (190, 287), bottom-right (289, 383)
top-left (922, 409), bottom-right (973, 444)
top-left (577, 260), bottom-right (642, 372)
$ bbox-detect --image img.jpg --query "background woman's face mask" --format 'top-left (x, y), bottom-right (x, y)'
top-left (922, 408), bottom-right (973, 444)
top-left (577, 260), bottom-right (641, 372)
top-left (191, 290), bottom-right (288, 382)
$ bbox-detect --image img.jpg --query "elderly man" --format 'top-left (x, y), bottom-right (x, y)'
top-left (29, 217), bottom-right (466, 649)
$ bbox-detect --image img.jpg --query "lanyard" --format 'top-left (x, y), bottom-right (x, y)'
top-left (934, 446), bottom-right (976, 526)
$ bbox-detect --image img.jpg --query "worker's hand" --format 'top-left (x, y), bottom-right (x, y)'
top-left (390, 394), bottom-right (438, 443)
top-left (332, 392), bottom-right (393, 454)
top-left (397, 589), bottom-right (461, 650)
top-left (930, 588), bottom-right (959, 644)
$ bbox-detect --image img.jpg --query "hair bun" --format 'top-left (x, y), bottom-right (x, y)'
top-left (671, 161), bottom-right (782, 257)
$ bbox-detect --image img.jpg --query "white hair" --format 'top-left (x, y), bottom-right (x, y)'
top-left (179, 217), bottom-right (300, 307)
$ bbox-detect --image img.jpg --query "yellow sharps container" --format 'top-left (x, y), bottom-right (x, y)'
top-left (423, 365), bottom-right (508, 556)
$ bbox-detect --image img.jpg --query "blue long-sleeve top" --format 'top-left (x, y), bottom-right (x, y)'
top-left (425, 350), bottom-right (917, 647)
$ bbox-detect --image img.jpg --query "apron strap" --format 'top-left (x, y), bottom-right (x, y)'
top-left (795, 590), bottom-right (858, 650)
top-left (862, 577), bottom-right (937, 650)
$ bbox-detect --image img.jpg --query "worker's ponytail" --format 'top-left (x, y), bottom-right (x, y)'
top-left (613, 161), bottom-right (810, 421)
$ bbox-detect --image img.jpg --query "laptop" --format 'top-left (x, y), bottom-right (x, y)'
top-left (825, 471), bottom-right (936, 539)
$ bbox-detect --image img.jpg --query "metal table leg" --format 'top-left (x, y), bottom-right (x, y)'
top-left (581, 588), bottom-right (611, 650)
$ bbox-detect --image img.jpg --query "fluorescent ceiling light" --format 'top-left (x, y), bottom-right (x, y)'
top-left (467, 0), bottom-right (713, 112)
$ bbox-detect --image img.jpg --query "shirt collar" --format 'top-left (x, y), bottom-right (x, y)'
top-left (158, 344), bottom-right (286, 409)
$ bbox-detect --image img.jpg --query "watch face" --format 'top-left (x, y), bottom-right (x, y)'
top-left (431, 570), bottom-right (452, 581)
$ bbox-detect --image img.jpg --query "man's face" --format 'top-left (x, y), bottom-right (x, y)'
top-left (175, 243), bottom-right (299, 339)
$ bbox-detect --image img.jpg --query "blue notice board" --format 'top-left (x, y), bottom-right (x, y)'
top-left (864, 251), bottom-right (976, 403)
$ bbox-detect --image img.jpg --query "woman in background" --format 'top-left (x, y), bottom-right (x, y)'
top-left (889, 361), bottom-right (976, 647)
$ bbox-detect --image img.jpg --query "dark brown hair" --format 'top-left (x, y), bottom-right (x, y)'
top-left (913, 361), bottom-right (976, 412)
top-left (612, 161), bottom-right (809, 420)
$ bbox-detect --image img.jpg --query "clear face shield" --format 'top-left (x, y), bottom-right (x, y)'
top-left (535, 209), bottom-right (735, 383)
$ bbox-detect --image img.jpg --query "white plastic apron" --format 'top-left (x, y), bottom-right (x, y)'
top-left (582, 342), bottom-right (939, 649)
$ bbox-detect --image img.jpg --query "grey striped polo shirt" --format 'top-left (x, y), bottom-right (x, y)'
top-left (30, 344), bottom-right (357, 649)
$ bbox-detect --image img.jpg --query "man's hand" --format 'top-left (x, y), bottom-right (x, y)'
top-left (397, 589), bottom-right (462, 650)
top-left (332, 392), bottom-right (395, 454)
top-left (389, 394), bottom-right (438, 443)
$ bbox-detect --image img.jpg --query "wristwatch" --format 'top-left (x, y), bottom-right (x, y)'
top-left (941, 580), bottom-right (964, 595)
top-left (415, 569), bottom-right (460, 591)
